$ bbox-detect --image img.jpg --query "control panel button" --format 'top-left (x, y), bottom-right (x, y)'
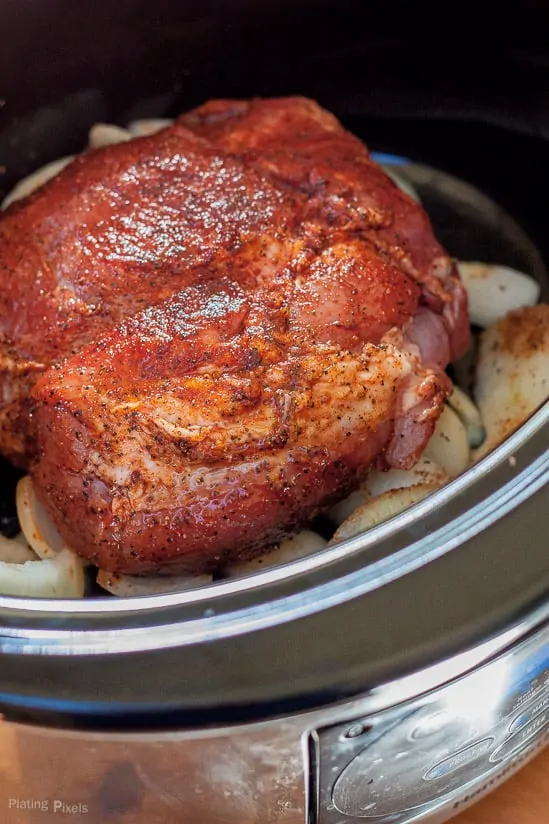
top-left (424, 739), bottom-right (494, 781)
top-left (330, 710), bottom-right (473, 819)
top-left (508, 691), bottom-right (549, 735)
top-left (491, 711), bottom-right (549, 763)
top-left (314, 630), bottom-right (549, 823)
top-left (409, 711), bottom-right (451, 741)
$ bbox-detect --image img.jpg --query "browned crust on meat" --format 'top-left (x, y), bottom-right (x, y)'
top-left (0, 97), bottom-right (470, 574)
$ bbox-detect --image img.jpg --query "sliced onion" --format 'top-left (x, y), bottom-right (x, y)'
top-left (457, 262), bottom-right (540, 328)
top-left (382, 166), bottom-right (421, 202)
top-left (16, 476), bottom-right (65, 559)
top-left (365, 455), bottom-right (450, 497)
top-left (447, 385), bottom-right (486, 448)
top-left (225, 531), bottom-right (327, 577)
top-left (0, 535), bottom-right (38, 564)
top-left (329, 490), bottom-right (371, 526)
top-left (331, 483), bottom-right (440, 543)
top-left (88, 123), bottom-right (131, 149)
top-left (127, 118), bottom-right (174, 137)
top-left (2, 156), bottom-right (74, 209)
top-left (423, 404), bottom-right (471, 478)
top-left (330, 457), bottom-right (449, 526)
top-left (0, 549), bottom-right (85, 598)
top-left (474, 305), bottom-right (549, 458)
top-left (97, 569), bottom-right (212, 597)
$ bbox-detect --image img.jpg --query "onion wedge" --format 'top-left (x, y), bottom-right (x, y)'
top-left (447, 385), bottom-right (486, 449)
top-left (225, 531), bottom-right (327, 577)
top-left (382, 166), bottom-right (421, 202)
top-left (458, 262), bottom-right (540, 328)
top-left (423, 405), bottom-right (471, 478)
top-left (88, 123), bottom-right (131, 149)
top-left (365, 455), bottom-right (450, 497)
top-left (96, 569), bottom-right (213, 597)
top-left (127, 118), bottom-right (174, 137)
top-left (16, 476), bottom-right (66, 559)
top-left (330, 483), bottom-right (440, 543)
top-left (0, 549), bottom-right (85, 598)
top-left (0, 535), bottom-right (37, 564)
top-left (474, 305), bottom-right (549, 458)
top-left (329, 490), bottom-right (371, 527)
top-left (2, 156), bottom-right (74, 208)
top-left (329, 456), bottom-right (449, 526)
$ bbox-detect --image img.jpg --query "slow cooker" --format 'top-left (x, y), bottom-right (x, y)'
top-left (0, 2), bottom-right (548, 822)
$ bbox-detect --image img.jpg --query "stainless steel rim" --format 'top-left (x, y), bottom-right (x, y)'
top-left (0, 400), bottom-right (546, 655)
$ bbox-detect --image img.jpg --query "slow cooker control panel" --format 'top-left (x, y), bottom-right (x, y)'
top-left (312, 628), bottom-right (549, 823)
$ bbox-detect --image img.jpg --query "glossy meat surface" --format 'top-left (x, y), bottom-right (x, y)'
top-left (0, 97), bottom-right (470, 573)
top-left (0, 124), bottom-right (304, 464)
top-left (33, 279), bottom-right (447, 573)
top-left (182, 97), bottom-right (470, 362)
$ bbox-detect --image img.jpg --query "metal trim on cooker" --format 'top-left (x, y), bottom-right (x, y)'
top-left (0, 404), bottom-right (546, 725)
top-left (1, 556), bottom-right (549, 731)
top-left (0, 403), bottom-right (547, 650)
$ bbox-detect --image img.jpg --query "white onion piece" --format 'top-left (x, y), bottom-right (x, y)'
top-left (329, 490), bottom-right (370, 526)
top-left (331, 483), bottom-right (440, 543)
top-left (423, 405), bottom-right (471, 478)
top-left (0, 535), bottom-right (37, 564)
top-left (16, 476), bottom-right (65, 559)
top-left (474, 305), bottom-right (549, 459)
top-left (225, 531), bottom-right (327, 577)
top-left (2, 156), bottom-right (74, 209)
top-left (365, 455), bottom-right (450, 497)
top-left (96, 569), bottom-right (212, 597)
top-left (0, 549), bottom-right (85, 598)
top-left (382, 166), bottom-right (421, 202)
top-left (127, 118), bottom-right (174, 137)
top-left (457, 262), bottom-right (540, 328)
top-left (88, 123), bottom-right (131, 149)
top-left (329, 457), bottom-right (449, 526)
top-left (447, 385), bottom-right (486, 448)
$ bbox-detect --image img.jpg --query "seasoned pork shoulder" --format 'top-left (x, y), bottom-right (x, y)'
top-left (0, 97), bottom-right (469, 573)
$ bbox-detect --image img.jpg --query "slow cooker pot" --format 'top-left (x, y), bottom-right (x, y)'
top-left (0, 2), bottom-right (548, 823)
